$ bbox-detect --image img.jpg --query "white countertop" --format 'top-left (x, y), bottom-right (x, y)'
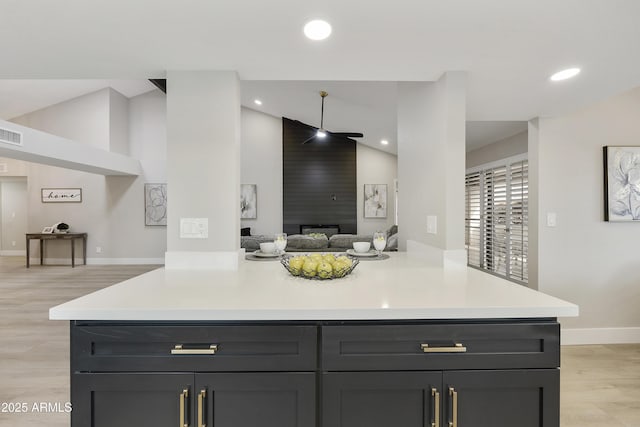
top-left (49, 253), bottom-right (578, 321)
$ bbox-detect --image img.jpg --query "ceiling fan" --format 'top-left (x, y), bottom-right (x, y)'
top-left (301, 91), bottom-right (364, 144)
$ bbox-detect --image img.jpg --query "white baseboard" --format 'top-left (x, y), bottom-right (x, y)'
top-left (562, 327), bottom-right (640, 345)
top-left (87, 258), bottom-right (164, 265)
top-left (29, 257), bottom-right (164, 266)
top-left (1, 250), bottom-right (26, 256)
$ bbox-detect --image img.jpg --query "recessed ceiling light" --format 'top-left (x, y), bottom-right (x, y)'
top-left (381, 139), bottom-right (389, 145)
top-left (550, 68), bottom-right (581, 81)
top-left (304, 20), bottom-right (332, 40)
top-left (254, 99), bottom-right (262, 105)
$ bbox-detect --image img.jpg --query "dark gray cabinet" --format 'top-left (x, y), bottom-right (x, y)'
top-left (71, 324), bottom-right (317, 426)
top-left (72, 373), bottom-right (193, 427)
top-left (323, 370), bottom-right (558, 427)
top-left (70, 319), bottom-right (561, 427)
top-left (323, 372), bottom-right (442, 427)
top-left (443, 370), bottom-right (559, 427)
top-left (196, 373), bottom-right (315, 427)
top-left (72, 372), bottom-right (314, 427)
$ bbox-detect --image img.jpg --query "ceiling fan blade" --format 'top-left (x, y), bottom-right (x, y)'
top-left (329, 131), bottom-right (364, 138)
top-left (301, 134), bottom-right (316, 144)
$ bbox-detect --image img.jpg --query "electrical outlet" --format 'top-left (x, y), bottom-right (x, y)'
top-left (96, 246), bottom-right (102, 254)
top-left (11, 241), bottom-right (16, 247)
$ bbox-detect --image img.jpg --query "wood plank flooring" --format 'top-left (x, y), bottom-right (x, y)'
top-left (0, 255), bottom-right (638, 426)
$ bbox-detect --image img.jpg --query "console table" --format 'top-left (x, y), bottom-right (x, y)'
top-left (26, 232), bottom-right (87, 268)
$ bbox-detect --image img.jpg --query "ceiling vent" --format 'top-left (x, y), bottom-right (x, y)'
top-left (0, 127), bottom-right (22, 146)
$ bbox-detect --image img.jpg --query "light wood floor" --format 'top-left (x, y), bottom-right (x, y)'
top-left (0, 256), bottom-right (638, 426)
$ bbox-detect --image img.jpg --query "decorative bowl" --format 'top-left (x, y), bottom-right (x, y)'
top-left (259, 242), bottom-right (276, 254)
top-left (352, 241), bottom-right (371, 253)
top-left (281, 254), bottom-right (359, 280)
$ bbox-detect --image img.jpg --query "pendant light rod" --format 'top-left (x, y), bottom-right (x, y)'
top-left (319, 90), bottom-right (328, 130)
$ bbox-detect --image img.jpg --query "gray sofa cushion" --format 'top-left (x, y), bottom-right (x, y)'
top-left (329, 234), bottom-right (373, 249)
top-left (287, 234), bottom-right (329, 249)
top-left (386, 224), bottom-right (398, 239)
top-left (386, 233), bottom-right (398, 250)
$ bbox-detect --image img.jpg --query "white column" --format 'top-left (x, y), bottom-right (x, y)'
top-left (397, 71), bottom-right (466, 265)
top-left (165, 71), bottom-right (241, 270)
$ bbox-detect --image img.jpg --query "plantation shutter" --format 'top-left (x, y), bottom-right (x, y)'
top-left (465, 158), bottom-right (528, 284)
top-left (508, 160), bottom-right (528, 282)
top-left (465, 172), bottom-right (481, 268)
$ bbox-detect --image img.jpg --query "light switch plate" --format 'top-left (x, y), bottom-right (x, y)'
top-left (427, 215), bottom-right (438, 234)
top-left (547, 212), bottom-right (557, 227)
top-left (180, 218), bottom-right (209, 239)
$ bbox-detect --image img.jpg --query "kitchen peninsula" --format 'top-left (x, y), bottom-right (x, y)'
top-left (50, 253), bottom-right (578, 427)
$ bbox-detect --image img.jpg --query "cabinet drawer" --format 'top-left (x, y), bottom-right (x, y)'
top-left (72, 323), bottom-right (317, 372)
top-left (322, 321), bottom-right (559, 371)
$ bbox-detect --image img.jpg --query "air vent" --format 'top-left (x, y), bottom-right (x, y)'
top-left (0, 127), bottom-right (22, 146)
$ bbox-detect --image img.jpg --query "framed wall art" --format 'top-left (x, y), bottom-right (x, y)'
top-left (364, 184), bottom-right (387, 218)
top-left (145, 183), bottom-right (167, 226)
top-left (240, 184), bottom-right (257, 219)
top-left (603, 146), bottom-right (640, 221)
top-left (41, 188), bottom-right (82, 203)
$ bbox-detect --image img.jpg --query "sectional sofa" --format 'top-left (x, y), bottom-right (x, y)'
top-left (241, 226), bottom-right (398, 253)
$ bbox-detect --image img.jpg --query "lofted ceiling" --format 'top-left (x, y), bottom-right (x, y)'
top-left (241, 81), bottom-right (398, 153)
top-left (0, 80), bottom-right (155, 120)
top-left (1, 0), bottom-right (639, 154)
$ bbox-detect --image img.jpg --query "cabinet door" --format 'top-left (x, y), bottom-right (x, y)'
top-left (443, 369), bottom-right (559, 427)
top-left (72, 373), bottom-right (193, 427)
top-left (196, 372), bottom-right (315, 427)
top-left (323, 372), bottom-right (442, 427)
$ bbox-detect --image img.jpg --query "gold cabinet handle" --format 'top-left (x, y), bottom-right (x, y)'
top-left (198, 389), bottom-right (206, 427)
top-left (171, 344), bottom-right (218, 355)
top-left (449, 387), bottom-right (458, 427)
top-left (179, 389), bottom-right (189, 427)
top-left (431, 388), bottom-right (440, 427)
top-left (421, 343), bottom-right (467, 353)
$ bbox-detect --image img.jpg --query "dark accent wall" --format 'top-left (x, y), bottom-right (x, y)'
top-left (282, 118), bottom-right (357, 235)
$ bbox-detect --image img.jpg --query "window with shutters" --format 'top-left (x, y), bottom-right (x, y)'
top-left (465, 155), bottom-right (528, 284)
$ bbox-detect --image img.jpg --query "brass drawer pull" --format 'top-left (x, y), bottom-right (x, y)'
top-left (421, 343), bottom-right (467, 353)
top-left (171, 344), bottom-right (218, 355)
top-left (449, 387), bottom-right (458, 427)
top-left (198, 389), bottom-right (206, 427)
top-left (179, 388), bottom-right (189, 427)
top-left (431, 388), bottom-right (440, 427)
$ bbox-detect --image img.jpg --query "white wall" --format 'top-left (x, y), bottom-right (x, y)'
top-left (240, 107), bottom-right (282, 235)
top-left (537, 86), bottom-right (640, 341)
top-left (110, 89), bottom-right (130, 155)
top-left (0, 177), bottom-right (27, 253)
top-left (10, 88), bottom-right (167, 263)
top-left (466, 130), bottom-right (528, 169)
top-left (357, 144), bottom-right (397, 235)
top-left (106, 89), bottom-right (167, 260)
top-left (397, 72), bottom-right (466, 261)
